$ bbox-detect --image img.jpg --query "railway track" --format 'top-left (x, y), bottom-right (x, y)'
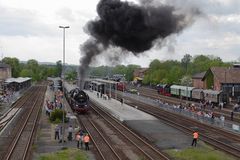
top-left (77, 101), bottom-right (170, 160)
top-left (78, 111), bottom-right (123, 160)
top-left (0, 85), bottom-right (46, 160)
top-left (123, 94), bottom-right (240, 159)
top-left (0, 87), bottom-right (35, 125)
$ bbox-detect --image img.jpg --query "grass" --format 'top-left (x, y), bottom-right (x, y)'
top-left (37, 148), bottom-right (88, 160)
top-left (165, 142), bottom-right (237, 160)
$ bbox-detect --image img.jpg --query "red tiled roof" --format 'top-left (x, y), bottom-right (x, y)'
top-left (133, 68), bottom-right (148, 74)
top-left (210, 67), bottom-right (240, 83)
top-left (192, 72), bottom-right (206, 79)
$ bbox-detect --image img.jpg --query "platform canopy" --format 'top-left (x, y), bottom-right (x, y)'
top-left (5, 77), bottom-right (31, 84)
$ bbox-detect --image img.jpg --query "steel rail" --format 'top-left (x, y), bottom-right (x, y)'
top-left (4, 86), bottom-right (46, 160)
top-left (22, 86), bottom-right (46, 159)
top-left (90, 101), bottom-right (170, 160)
top-left (77, 114), bottom-right (122, 160)
top-left (125, 95), bottom-right (240, 159)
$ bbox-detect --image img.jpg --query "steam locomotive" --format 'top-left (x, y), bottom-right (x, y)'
top-left (63, 82), bottom-right (89, 114)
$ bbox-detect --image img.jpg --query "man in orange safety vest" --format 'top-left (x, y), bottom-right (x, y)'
top-left (191, 131), bottom-right (199, 147)
top-left (84, 133), bottom-right (90, 150)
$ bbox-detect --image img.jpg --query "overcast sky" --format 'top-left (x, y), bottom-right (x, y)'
top-left (0, 0), bottom-right (239, 67)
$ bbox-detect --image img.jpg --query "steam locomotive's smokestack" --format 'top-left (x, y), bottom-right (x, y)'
top-left (78, 0), bottom-right (200, 89)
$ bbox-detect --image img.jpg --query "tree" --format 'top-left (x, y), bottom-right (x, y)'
top-left (125, 64), bottom-right (140, 81)
top-left (56, 60), bottom-right (62, 77)
top-left (112, 65), bottom-right (126, 75)
top-left (2, 57), bottom-right (21, 77)
top-left (180, 75), bottom-right (192, 86)
top-left (181, 54), bottom-right (192, 74)
top-left (20, 69), bottom-right (32, 77)
top-left (25, 59), bottom-right (40, 81)
top-left (149, 59), bottom-right (161, 70)
top-left (65, 70), bottom-right (77, 81)
top-left (192, 55), bottom-right (228, 75)
top-left (46, 67), bottom-right (58, 77)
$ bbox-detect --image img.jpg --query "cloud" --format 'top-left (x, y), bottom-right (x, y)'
top-left (0, 5), bottom-right (55, 37)
top-left (56, 8), bottom-right (75, 22)
top-left (0, 0), bottom-right (240, 68)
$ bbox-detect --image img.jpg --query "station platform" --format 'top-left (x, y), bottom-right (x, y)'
top-left (85, 90), bottom-right (157, 121)
top-left (86, 90), bottom-right (192, 150)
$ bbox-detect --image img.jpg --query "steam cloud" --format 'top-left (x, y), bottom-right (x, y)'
top-left (78, 0), bottom-right (200, 88)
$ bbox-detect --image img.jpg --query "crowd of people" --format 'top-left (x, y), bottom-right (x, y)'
top-left (0, 88), bottom-right (15, 104)
top-left (156, 98), bottom-right (229, 127)
top-left (54, 124), bottom-right (91, 150)
top-left (75, 129), bottom-right (90, 150)
top-left (45, 89), bottom-right (64, 116)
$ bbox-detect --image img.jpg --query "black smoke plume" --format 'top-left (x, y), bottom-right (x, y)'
top-left (78, 0), bottom-right (200, 88)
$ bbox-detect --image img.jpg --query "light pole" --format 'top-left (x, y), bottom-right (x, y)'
top-left (59, 26), bottom-right (69, 79)
top-left (59, 25), bottom-right (69, 145)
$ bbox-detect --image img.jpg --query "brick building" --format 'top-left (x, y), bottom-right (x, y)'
top-left (133, 68), bottom-right (148, 80)
top-left (0, 63), bottom-right (11, 80)
top-left (0, 63), bottom-right (12, 93)
top-left (192, 64), bottom-right (240, 99)
top-left (192, 72), bottom-right (205, 89)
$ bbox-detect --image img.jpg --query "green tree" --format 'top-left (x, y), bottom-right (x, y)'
top-left (144, 59), bottom-right (183, 85)
top-left (125, 64), bottom-right (140, 81)
top-left (38, 65), bottom-right (48, 80)
top-left (192, 55), bottom-right (228, 75)
top-left (46, 67), bottom-right (58, 77)
top-left (2, 57), bottom-right (21, 77)
top-left (20, 69), bottom-right (32, 77)
top-left (112, 65), bottom-right (126, 75)
top-left (181, 54), bottom-right (192, 74)
top-left (149, 59), bottom-right (161, 70)
top-left (25, 59), bottom-right (40, 81)
top-left (56, 60), bottom-right (62, 77)
top-left (66, 70), bottom-right (77, 81)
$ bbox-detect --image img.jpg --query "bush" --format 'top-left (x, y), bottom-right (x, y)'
top-left (50, 109), bottom-right (66, 123)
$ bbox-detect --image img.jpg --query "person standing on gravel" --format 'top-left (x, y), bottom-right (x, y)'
top-left (79, 129), bottom-right (84, 148)
top-left (84, 133), bottom-right (90, 150)
top-left (54, 125), bottom-right (60, 140)
top-left (191, 131), bottom-right (199, 147)
top-left (67, 125), bottom-right (73, 141)
top-left (75, 132), bottom-right (81, 148)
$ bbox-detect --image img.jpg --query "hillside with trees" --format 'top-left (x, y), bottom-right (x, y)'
top-left (143, 54), bottom-right (231, 85)
top-left (2, 57), bottom-right (62, 81)
top-left (1, 54), bottom-right (234, 85)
